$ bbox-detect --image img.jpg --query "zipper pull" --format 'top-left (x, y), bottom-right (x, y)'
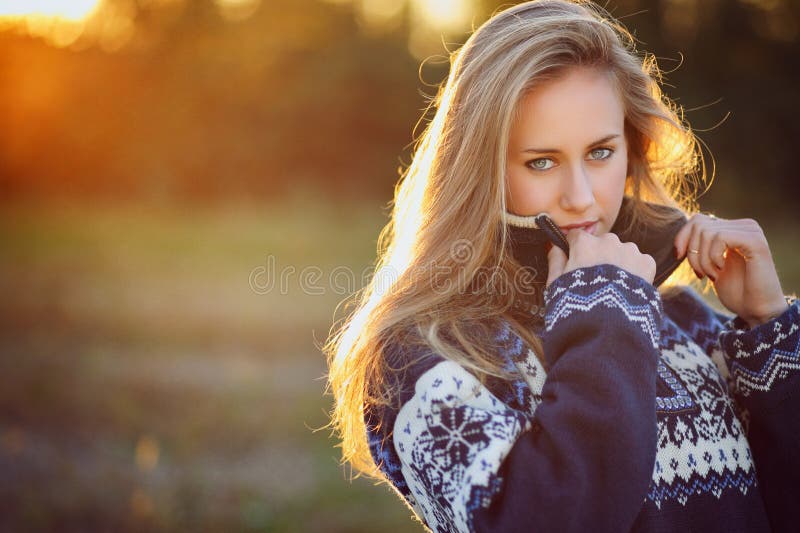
top-left (534, 213), bottom-right (570, 257)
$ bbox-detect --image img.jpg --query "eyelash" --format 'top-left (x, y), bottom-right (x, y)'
top-left (526, 147), bottom-right (614, 172)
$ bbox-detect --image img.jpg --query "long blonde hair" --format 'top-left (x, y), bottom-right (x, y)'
top-left (324, 0), bottom-right (705, 480)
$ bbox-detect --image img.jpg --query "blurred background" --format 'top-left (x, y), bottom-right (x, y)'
top-left (0, 0), bottom-right (797, 531)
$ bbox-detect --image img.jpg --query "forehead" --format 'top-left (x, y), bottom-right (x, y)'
top-left (511, 67), bottom-right (625, 144)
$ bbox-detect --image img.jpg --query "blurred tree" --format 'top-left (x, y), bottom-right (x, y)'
top-left (0, 0), bottom-right (796, 219)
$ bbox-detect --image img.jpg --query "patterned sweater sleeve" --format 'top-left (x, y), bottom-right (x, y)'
top-left (667, 287), bottom-right (800, 532)
top-left (716, 295), bottom-right (800, 532)
top-left (716, 295), bottom-right (800, 408)
top-left (391, 265), bottom-right (663, 532)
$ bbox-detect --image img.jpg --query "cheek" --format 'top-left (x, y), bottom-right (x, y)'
top-left (505, 169), bottom-right (555, 213)
top-left (594, 154), bottom-right (628, 202)
top-left (603, 151), bottom-right (628, 186)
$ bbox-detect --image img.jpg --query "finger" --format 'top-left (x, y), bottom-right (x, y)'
top-left (708, 232), bottom-right (727, 271)
top-left (642, 252), bottom-right (657, 283)
top-left (674, 213), bottom-right (704, 258)
top-left (673, 217), bottom-right (693, 258)
top-left (564, 227), bottom-right (587, 246)
top-left (698, 216), bottom-right (749, 273)
top-left (546, 242), bottom-right (568, 287)
top-left (675, 213), bottom-right (722, 258)
top-left (698, 228), bottom-right (720, 277)
top-left (685, 223), bottom-right (704, 278)
top-left (716, 228), bottom-right (769, 263)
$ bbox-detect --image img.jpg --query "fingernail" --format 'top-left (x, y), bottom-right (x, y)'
top-left (693, 269), bottom-right (704, 279)
top-left (708, 273), bottom-right (716, 282)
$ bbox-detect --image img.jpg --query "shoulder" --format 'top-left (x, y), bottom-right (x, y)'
top-left (659, 284), bottom-right (707, 313)
top-left (363, 338), bottom-right (446, 441)
top-left (659, 284), bottom-right (733, 350)
top-left (365, 323), bottom-right (530, 430)
top-left (660, 284), bottom-right (730, 324)
top-left (378, 340), bottom-right (447, 408)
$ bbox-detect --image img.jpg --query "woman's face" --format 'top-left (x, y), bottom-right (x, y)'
top-left (505, 67), bottom-right (628, 236)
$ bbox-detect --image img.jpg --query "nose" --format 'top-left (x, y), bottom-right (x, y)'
top-left (559, 164), bottom-right (595, 212)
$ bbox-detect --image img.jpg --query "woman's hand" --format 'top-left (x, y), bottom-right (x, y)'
top-left (546, 229), bottom-right (656, 287)
top-left (674, 214), bottom-right (788, 328)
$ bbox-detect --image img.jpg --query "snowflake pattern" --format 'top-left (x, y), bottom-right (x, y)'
top-left (365, 269), bottom-right (798, 531)
top-left (394, 361), bottom-right (530, 532)
top-left (544, 265), bottom-right (663, 349)
top-left (646, 315), bottom-right (756, 509)
top-left (720, 297), bottom-right (800, 397)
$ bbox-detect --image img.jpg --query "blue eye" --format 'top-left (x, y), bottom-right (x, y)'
top-left (528, 158), bottom-right (554, 171)
top-left (589, 148), bottom-right (613, 160)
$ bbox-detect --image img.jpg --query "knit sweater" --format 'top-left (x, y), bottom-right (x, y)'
top-left (365, 264), bottom-right (800, 532)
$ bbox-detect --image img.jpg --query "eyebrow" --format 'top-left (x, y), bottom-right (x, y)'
top-left (522, 134), bottom-right (622, 154)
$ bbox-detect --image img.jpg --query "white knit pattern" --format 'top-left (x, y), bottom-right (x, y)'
top-left (545, 267), bottom-right (663, 349)
top-left (393, 361), bottom-right (532, 532)
top-left (648, 329), bottom-right (755, 507)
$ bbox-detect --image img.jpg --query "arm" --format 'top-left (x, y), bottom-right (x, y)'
top-left (392, 265), bottom-right (661, 532)
top-left (672, 286), bottom-right (800, 533)
top-left (717, 295), bottom-right (799, 404)
top-left (717, 296), bottom-right (800, 533)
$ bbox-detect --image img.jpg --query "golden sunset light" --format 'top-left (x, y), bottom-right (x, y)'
top-left (411, 0), bottom-right (472, 31)
top-left (0, 0), bottom-right (101, 47)
top-left (0, 0), bottom-right (796, 530)
top-left (0, 0), bottom-right (100, 21)
top-left (324, 0), bottom-right (476, 58)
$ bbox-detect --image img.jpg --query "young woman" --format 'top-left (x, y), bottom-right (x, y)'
top-left (325, 1), bottom-right (799, 531)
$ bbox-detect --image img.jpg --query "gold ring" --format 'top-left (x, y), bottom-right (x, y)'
top-left (689, 249), bottom-right (700, 254)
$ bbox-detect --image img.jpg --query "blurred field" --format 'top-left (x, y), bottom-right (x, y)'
top-left (0, 197), bottom-right (796, 532)
top-left (0, 196), bottom-right (425, 532)
top-left (0, 0), bottom-right (797, 530)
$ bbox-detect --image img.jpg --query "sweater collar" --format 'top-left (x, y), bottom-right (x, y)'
top-left (506, 196), bottom-right (687, 289)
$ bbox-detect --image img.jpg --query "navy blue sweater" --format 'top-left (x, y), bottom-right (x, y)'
top-left (365, 264), bottom-right (800, 532)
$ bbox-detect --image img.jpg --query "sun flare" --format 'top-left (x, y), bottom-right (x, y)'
top-left (0, 0), bottom-right (101, 21)
top-left (411, 0), bottom-right (471, 31)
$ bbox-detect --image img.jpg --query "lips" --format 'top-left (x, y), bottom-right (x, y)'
top-left (559, 221), bottom-right (598, 234)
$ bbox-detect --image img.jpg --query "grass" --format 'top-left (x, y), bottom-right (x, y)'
top-left (0, 198), bottom-right (422, 532)
top-left (0, 197), bottom-right (795, 531)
